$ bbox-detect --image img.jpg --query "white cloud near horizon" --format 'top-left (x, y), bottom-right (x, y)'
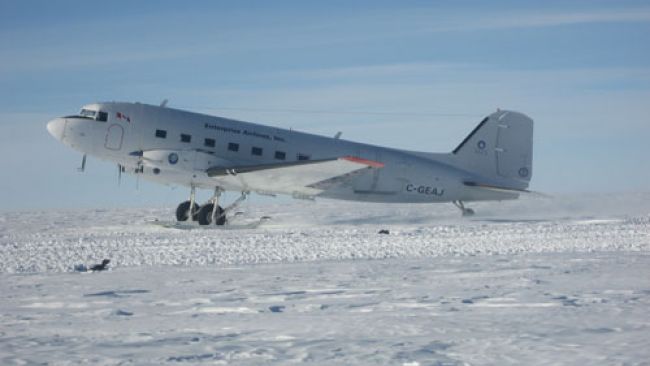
top-left (417, 7), bottom-right (650, 32)
top-left (2, 6), bottom-right (650, 74)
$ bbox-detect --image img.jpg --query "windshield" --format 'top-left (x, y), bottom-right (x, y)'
top-left (64, 108), bottom-right (108, 122)
top-left (80, 109), bottom-right (96, 118)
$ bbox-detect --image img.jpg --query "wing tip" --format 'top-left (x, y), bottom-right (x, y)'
top-left (341, 156), bottom-right (384, 168)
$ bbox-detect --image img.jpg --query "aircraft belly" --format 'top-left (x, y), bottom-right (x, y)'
top-left (327, 171), bottom-right (446, 203)
top-left (460, 186), bottom-right (519, 201)
top-left (319, 188), bottom-right (431, 203)
top-left (134, 167), bottom-right (246, 192)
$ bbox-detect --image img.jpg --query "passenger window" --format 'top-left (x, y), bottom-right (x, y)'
top-left (228, 142), bottom-right (239, 152)
top-left (251, 147), bottom-right (263, 156)
top-left (204, 138), bottom-right (215, 148)
top-left (297, 153), bottom-right (310, 161)
top-left (181, 134), bottom-right (191, 143)
top-left (155, 129), bottom-right (167, 139)
top-left (275, 151), bottom-right (286, 160)
top-left (96, 111), bottom-right (108, 122)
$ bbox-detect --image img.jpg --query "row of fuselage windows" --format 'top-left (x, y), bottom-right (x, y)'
top-left (155, 129), bottom-right (310, 161)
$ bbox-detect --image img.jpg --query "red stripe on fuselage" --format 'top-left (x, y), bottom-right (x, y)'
top-left (341, 156), bottom-right (384, 168)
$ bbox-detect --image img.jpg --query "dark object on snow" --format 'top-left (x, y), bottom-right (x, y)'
top-left (73, 263), bottom-right (88, 272)
top-left (90, 259), bottom-right (110, 271)
top-left (269, 305), bottom-right (285, 313)
top-left (378, 229), bottom-right (390, 235)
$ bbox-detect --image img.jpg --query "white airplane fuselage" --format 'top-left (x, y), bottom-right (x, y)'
top-left (47, 102), bottom-right (533, 206)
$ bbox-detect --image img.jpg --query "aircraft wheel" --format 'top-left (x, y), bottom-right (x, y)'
top-left (462, 208), bottom-right (475, 217)
top-left (176, 201), bottom-right (200, 221)
top-left (198, 203), bottom-right (226, 226)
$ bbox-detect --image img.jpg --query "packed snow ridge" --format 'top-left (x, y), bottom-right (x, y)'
top-left (0, 193), bottom-right (648, 273)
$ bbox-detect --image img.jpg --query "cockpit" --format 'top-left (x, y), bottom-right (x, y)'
top-left (65, 108), bottom-right (108, 122)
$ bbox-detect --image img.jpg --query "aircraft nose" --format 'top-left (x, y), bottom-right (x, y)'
top-left (46, 118), bottom-right (66, 140)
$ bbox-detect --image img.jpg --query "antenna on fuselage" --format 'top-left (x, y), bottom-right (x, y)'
top-left (334, 131), bottom-right (342, 139)
top-left (160, 99), bottom-right (169, 108)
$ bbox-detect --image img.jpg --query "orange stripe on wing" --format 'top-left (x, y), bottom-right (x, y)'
top-left (341, 156), bottom-right (385, 168)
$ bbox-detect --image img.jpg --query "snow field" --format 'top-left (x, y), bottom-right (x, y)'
top-left (1, 253), bottom-right (649, 364)
top-left (0, 194), bottom-right (648, 273)
top-left (1, 193), bottom-right (649, 364)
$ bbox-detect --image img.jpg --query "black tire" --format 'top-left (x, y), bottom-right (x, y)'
top-left (176, 201), bottom-right (200, 222)
top-left (197, 203), bottom-right (226, 226)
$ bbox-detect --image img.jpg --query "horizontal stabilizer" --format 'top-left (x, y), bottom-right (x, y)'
top-left (464, 181), bottom-right (548, 197)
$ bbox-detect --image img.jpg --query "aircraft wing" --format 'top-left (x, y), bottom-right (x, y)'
top-left (206, 156), bottom-right (383, 196)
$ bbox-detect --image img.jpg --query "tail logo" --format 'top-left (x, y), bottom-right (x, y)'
top-left (518, 167), bottom-right (529, 178)
top-left (477, 140), bottom-right (486, 150)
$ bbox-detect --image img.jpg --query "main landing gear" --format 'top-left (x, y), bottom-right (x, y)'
top-left (175, 186), bottom-right (248, 226)
top-left (452, 200), bottom-right (475, 217)
top-left (197, 187), bottom-right (226, 226)
top-left (175, 186), bottom-right (200, 221)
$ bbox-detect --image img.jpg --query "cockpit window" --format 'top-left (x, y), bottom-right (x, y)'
top-left (73, 108), bottom-right (108, 122)
top-left (96, 111), bottom-right (108, 122)
top-left (80, 109), bottom-right (96, 118)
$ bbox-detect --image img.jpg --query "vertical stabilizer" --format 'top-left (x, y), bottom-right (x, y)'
top-left (452, 110), bottom-right (533, 188)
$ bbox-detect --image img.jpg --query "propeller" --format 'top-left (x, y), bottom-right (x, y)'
top-left (128, 150), bottom-right (145, 190)
top-left (117, 164), bottom-right (123, 186)
top-left (135, 160), bottom-right (143, 190)
top-left (77, 154), bottom-right (86, 172)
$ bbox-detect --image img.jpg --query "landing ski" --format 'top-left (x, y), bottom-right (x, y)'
top-left (147, 216), bottom-right (270, 230)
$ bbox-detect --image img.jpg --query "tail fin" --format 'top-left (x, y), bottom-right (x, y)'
top-left (452, 110), bottom-right (533, 189)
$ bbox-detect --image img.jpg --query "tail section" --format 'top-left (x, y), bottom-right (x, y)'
top-left (452, 110), bottom-right (533, 189)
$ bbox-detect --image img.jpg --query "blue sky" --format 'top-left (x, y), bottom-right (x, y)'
top-left (1, 0), bottom-right (649, 210)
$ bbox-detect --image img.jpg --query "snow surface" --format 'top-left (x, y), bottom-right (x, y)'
top-left (1, 193), bottom-right (649, 364)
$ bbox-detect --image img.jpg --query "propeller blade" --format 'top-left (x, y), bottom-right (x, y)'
top-left (77, 154), bottom-right (86, 172)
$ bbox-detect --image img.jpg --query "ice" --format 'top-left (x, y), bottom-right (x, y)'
top-left (0, 193), bottom-right (649, 364)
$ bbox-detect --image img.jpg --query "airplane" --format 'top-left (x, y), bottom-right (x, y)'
top-left (46, 101), bottom-right (533, 225)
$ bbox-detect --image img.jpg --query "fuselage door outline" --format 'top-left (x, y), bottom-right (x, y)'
top-left (105, 124), bottom-right (124, 151)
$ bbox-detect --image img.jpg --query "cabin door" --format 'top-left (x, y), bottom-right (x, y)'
top-left (105, 124), bottom-right (124, 150)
